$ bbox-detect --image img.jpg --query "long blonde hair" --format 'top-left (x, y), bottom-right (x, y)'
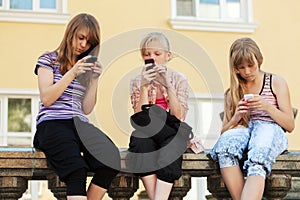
top-left (226, 37), bottom-right (263, 127)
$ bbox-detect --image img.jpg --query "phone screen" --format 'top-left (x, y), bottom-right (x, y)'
top-left (86, 56), bottom-right (97, 63)
top-left (145, 59), bottom-right (155, 70)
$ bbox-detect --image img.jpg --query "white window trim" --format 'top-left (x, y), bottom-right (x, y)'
top-left (0, 0), bottom-right (70, 24)
top-left (170, 0), bottom-right (259, 33)
top-left (0, 89), bottom-right (39, 146)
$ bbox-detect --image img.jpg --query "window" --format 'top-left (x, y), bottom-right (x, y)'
top-left (170, 0), bottom-right (258, 33)
top-left (0, 89), bottom-right (39, 147)
top-left (0, 0), bottom-right (70, 24)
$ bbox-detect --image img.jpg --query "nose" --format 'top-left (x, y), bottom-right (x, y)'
top-left (149, 54), bottom-right (155, 60)
top-left (80, 40), bottom-right (87, 48)
top-left (245, 67), bottom-right (251, 74)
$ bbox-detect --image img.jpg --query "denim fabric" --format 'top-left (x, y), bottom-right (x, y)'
top-left (210, 120), bottom-right (288, 178)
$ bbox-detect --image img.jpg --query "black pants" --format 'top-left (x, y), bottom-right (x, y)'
top-left (127, 105), bottom-right (192, 183)
top-left (33, 118), bottom-right (120, 194)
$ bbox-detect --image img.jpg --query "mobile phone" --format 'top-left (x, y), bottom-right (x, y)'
top-left (144, 58), bottom-right (155, 71)
top-left (244, 94), bottom-right (254, 100)
top-left (85, 55), bottom-right (98, 63)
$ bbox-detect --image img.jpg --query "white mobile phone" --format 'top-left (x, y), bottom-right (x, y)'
top-left (244, 94), bottom-right (254, 100)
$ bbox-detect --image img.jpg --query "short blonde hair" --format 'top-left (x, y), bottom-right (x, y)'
top-left (140, 32), bottom-right (170, 56)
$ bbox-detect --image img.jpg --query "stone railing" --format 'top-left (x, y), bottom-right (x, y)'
top-left (1, 147), bottom-right (300, 200)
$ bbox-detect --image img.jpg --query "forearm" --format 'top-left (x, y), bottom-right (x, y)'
top-left (220, 112), bottom-right (241, 134)
top-left (40, 70), bottom-right (76, 107)
top-left (267, 105), bottom-right (295, 133)
top-left (134, 85), bottom-right (149, 113)
top-left (166, 85), bottom-right (183, 120)
top-left (82, 79), bottom-right (98, 114)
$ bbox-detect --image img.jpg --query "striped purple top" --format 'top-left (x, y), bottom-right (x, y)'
top-left (250, 73), bottom-right (278, 122)
top-left (34, 52), bottom-right (89, 125)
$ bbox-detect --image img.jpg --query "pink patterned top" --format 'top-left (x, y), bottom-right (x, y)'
top-left (155, 97), bottom-right (168, 110)
top-left (130, 70), bottom-right (189, 120)
top-left (250, 73), bottom-right (278, 122)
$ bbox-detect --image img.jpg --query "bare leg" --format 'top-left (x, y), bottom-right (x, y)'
top-left (141, 174), bottom-right (157, 200)
top-left (241, 176), bottom-right (265, 200)
top-left (220, 165), bottom-right (245, 200)
top-left (86, 183), bottom-right (107, 200)
top-left (154, 179), bottom-right (173, 200)
top-left (67, 196), bottom-right (87, 200)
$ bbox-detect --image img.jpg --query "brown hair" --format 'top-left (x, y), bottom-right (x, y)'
top-left (55, 13), bottom-right (100, 75)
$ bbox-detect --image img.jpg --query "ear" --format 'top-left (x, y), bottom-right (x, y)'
top-left (166, 51), bottom-right (172, 62)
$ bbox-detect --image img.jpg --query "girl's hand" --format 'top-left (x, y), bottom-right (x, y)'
top-left (153, 65), bottom-right (170, 88)
top-left (245, 94), bottom-right (269, 111)
top-left (70, 56), bottom-right (94, 77)
top-left (140, 64), bottom-right (157, 87)
top-left (232, 99), bottom-right (249, 122)
top-left (91, 61), bottom-right (103, 79)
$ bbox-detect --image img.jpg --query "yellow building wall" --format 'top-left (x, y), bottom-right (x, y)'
top-left (1, 0), bottom-right (300, 149)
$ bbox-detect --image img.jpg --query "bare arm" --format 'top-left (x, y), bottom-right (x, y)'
top-left (38, 56), bottom-right (95, 108)
top-left (248, 75), bottom-right (295, 132)
top-left (166, 79), bottom-right (188, 121)
top-left (154, 66), bottom-right (188, 120)
top-left (221, 91), bottom-right (248, 134)
top-left (38, 67), bottom-right (76, 107)
top-left (132, 65), bottom-right (157, 113)
top-left (82, 61), bottom-right (103, 114)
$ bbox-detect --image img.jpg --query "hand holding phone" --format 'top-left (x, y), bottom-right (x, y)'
top-left (85, 55), bottom-right (98, 63)
top-left (244, 94), bottom-right (254, 100)
top-left (144, 58), bottom-right (155, 71)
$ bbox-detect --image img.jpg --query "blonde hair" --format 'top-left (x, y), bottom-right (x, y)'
top-left (226, 37), bottom-right (263, 127)
top-left (140, 32), bottom-right (170, 56)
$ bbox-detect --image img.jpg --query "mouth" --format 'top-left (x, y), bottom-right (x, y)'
top-left (75, 49), bottom-right (84, 54)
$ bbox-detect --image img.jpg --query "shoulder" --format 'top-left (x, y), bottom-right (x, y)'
top-left (271, 73), bottom-right (286, 83)
top-left (35, 51), bottom-right (58, 75)
top-left (224, 89), bottom-right (231, 102)
top-left (168, 70), bottom-right (187, 81)
top-left (269, 73), bottom-right (289, 94)
top-left (130, 75), bottom-right (142, 87)
top-left (38, 51), bottom-right (58, 64)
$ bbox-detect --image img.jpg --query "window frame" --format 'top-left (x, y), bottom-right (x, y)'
top-left (170, 0), bottom-right (258, 33)
top-left (0, 0), bottom-right (70, 24)
top-left (0, 89), bottom-right (39, 146)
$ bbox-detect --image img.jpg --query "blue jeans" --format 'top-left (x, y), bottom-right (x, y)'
top-left (210, 120), bottom-right (288, 178)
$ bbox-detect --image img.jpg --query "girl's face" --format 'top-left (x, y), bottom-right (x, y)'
top-left (142, 40), bottom-right (171, 65)
top-left (73, 28), bottom-right (91, 56)
top-left (236, 55), bottom-right (259, 82)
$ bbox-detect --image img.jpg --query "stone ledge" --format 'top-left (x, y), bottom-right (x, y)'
top-left (1, 147), bottom-right (300, 177)
top-left (1, 147), bottom-right (300, 199)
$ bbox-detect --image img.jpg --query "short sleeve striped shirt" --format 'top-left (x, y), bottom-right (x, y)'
top-left (34, 52), bottom-right (89, 125)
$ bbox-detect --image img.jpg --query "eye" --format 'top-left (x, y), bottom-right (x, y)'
top-left (155, 51), bottom-right (162, 56)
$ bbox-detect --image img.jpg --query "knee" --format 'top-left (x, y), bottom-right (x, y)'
top-left (157, 158), bottom-right (182, 183)
top-left (217, 153), bottom-right (240, 168)
top-left (65, 168), bottom-right (87, 196)
top-left (245, 162), bottom-right (267, 178)
top-left (91, 166), bottom-right (119, 190)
